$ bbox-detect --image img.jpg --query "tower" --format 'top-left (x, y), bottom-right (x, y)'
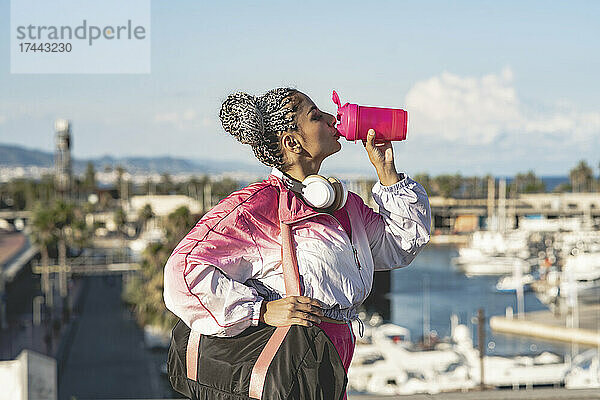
top-left (54, 119), bottom-right (72, 197)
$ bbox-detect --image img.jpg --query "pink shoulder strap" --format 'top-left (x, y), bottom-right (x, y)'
top-left (248, 221), bottom-right (300, 399)
top-left (185, 214), bottom-right (302, 400)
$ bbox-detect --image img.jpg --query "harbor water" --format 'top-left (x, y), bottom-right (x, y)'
top-left (389, 244), bottom-right (569, 357)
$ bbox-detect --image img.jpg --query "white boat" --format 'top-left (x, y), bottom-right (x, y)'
top-left (564, 349), bottom-right (600, 389)
top-left (451, 229), bottom-right (532, 276)
top-left (519, 217), bottom-right (585, 232)
top-left (347, 346), bottom-right (475, 395)
top-left (457, 257), bottom-right (531, 277)
top-left (458, 230), bottom-right (530, 257)
top-left (348, 319), bottom-right (570, 395)
top-left (350, 360), bottom-right (475, 395)
top-left (560, 253), bottom-right (600, 304)
top-left (370, 323), bottom-right (411, 346)
top-left (452, 325), bottom-right (570, 388)
top-left (496, 274), bottom-right (535, 292)
top-left (563, 253), bottom-right (600, 280)
top-left (348, 322), bottom-right (475, 395)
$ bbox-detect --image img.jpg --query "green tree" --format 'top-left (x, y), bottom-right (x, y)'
top-left (115, 165), bottom-right (126, 200)
top-left (413, 173), bottom-right (434, 196)
top-left (211, 177), bottom-right (239, 201)
top-left (31, 205), bottom-right (58, 306)
top-left (569, 160), bottom-right (593, 192)
top-left (123, 242), bottom-right (178, 330)
top-left (52, 200), bottom-right (76, 320)
top-left (433, 174), bottom-right (462, 198)
top-left (462, 176), bottom-right (483, 199)
top-left (186, 176), bottom-right (209, 200)
top-left (159, 173), bottom-right (173, 195)
top-left (83, 162), bottom-right (97, 192)
top-left (164, 206), bottom-right (195, 243)
top-left (113, 206), bottom-right (127, 238)
top-left (52, 201), bottom-right (74, 263)
top-left (512, 170), bottom-right (546, 194)
top-left (122, 206), bottom-right (197, 332)
top-left (137, 203), bottom-right (154, 232)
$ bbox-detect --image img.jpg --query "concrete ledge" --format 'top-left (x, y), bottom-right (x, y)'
top-left (348, 388), bottom-right (600, 399)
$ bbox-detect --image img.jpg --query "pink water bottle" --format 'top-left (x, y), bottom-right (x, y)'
top-left (332, 90), bottom-right (408, 142)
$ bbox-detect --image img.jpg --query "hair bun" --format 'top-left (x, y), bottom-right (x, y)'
top-left (219, 92), bottom-right (264, 147)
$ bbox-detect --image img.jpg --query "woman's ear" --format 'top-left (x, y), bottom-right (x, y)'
top-left (281, 133), bottom-right (303, 154)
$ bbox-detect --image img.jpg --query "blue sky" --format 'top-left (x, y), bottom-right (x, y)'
top-left (1, 0), bottom-right (599, 177)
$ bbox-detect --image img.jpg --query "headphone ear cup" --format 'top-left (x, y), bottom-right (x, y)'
top-left (327, 177), bottom-right (347, 211)
top-left (303, 175), bottom-right (335, 209)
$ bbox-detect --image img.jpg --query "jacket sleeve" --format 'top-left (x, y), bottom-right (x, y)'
top-left (163, 211), bottom-right (264, 337)
top-left (358, 174), bottom-right (431, 271)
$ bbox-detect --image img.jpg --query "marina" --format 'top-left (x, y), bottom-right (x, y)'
top-left (347, 211), bottom-right (600, 396)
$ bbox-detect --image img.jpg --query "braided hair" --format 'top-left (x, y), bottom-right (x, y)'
top-left (219, 88), bottom-right (300, 170)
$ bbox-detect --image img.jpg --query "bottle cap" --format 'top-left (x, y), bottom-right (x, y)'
top-left (332, 90), bottom-right (358, 141)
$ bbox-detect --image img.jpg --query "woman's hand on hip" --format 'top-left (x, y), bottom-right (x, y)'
top-left (363, 128), bottom-right (401, 186)
top-left (260, 296), bottom-right (325, 327)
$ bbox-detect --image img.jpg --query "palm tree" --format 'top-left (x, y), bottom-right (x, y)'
top-left (211, 177), bottom-right (239, 201)
top-left (123, 206), bottom-right (195, 330)
top-left (413, 173), bottom-right (434, 197)
top-left (160, 173), bottom-right (173, 195)
top-left (164, 206), bottom-right (195, 243)
top-left (68, 216), bottom-right (92, 254)
top-left (123, 242), bottom-right (178, 330)
top-left (596, 161), bottom-right (600, 192)
top-left (137, 204), bottom-right (154, 233)
top-left (113, 206), bottom-right (127, 238)
top-left (51, 201), bottom-right (75, 321)
top-left (83, 162), bottom-right (97, 193)
top-left (569, 160), bottom-right (593, 192)
top-left (115, 165), bottom-right (127, 201)
top-left (122, 206), bottom-right (196, 333)
top-left (30, 205), bottom-right (58, 315)
top-left (433, 174), bottom-right (462, 198)
top-left (512, 171), bottom-right (546, 194)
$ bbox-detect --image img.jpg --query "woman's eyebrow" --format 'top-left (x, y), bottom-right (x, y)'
top-left (306, 105), bottom-right (317, 115)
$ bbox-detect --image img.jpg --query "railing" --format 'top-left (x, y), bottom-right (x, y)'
top-left (32, 250), bottom-right (140, 276)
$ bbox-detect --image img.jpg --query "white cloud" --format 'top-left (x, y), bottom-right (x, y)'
top-left (153, 109), bottom-right (211, 130)
top-left (405, 67), bottom-right (600, 145)
top-left (0, 115), bottom-right (6, 124)
top-left (201, 116), bottom-right (216, 127)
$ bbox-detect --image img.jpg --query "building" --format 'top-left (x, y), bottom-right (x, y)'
top-left (54, 119), bottom-right (72, 198)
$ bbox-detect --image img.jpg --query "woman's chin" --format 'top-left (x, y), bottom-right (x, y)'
top-left (322, 142), bottom-right (342, 160)
top-left (329, 143), bottom-right (342, 156)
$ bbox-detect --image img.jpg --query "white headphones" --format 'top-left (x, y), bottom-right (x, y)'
top-left (271, 168), bottom-right (348, 211)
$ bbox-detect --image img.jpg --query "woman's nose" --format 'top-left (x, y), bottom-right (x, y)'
top-left (326, 113), bottom-right (337, 126)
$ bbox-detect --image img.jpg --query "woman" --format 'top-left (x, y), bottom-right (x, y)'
top-left (163, 88), bottom-right (431, 397)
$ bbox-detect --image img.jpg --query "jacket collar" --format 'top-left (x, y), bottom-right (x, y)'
top-left (267, 167), bottom-right (321, 224)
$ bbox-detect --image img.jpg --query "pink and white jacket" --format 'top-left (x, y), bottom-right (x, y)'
top-left (163, 167), bottom-right (431, 337)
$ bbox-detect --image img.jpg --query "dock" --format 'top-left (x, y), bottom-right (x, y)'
top-left (429, 234), bottom-right (470, 245)
top-left (490, 304), bottom-right (600, 347)
top-left (349, 388), bottom-right (600, 399)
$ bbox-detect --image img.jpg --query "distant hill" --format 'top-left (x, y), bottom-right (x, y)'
top-left (0, 143), bottom-right (267, 175)
top-left (0, 144), bottom-right (54, 167)
top-left (0, 143), bottom-right (570, 188)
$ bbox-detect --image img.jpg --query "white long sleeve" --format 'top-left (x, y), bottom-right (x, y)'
top-left (163, 211), bottom-right (264, 337)
top-left (358, 175), bottom-right (431, 271)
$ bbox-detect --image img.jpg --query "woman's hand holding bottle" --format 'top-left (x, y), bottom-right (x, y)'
top-left (363, 128), bottom-right (401, 186)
